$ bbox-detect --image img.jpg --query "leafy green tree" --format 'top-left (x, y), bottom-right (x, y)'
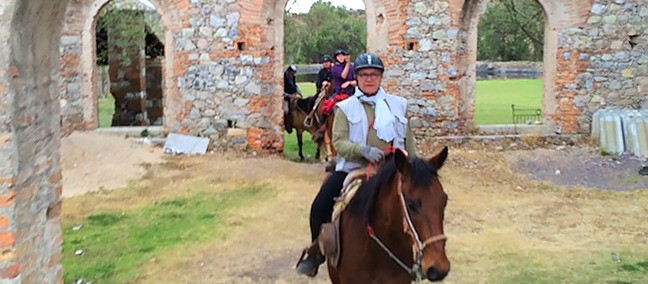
top-left (284, 1), bottom-right (366, 64)
top-left (478, 0), bottom-right (544, 61)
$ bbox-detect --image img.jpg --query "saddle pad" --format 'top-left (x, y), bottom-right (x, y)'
top-left (331, 167), bottom-right (377, 221)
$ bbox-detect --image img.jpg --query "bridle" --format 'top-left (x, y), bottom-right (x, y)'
top-left (366, 171), bottom-right (447, 282)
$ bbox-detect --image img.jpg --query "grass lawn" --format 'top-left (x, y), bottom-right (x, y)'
top-left (297, 82), bottom-right (317, 97)
top-left (474, 78), bottom-right (542, 125)
top-left (98, 95), bottom-right (114, 128)
top-left (63, 185), bottom-right (273, 283)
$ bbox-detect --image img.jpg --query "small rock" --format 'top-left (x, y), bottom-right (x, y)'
top-left (72, 225), bottom-right (82, 231)
top-left (612, 255), bottom-right (621, 262)
top-left (495, 146), bottom-right (504, 152)
top-left (516, 185), bottom-right (523, 190)
top-left (556, 146), bottom-right (566, 150)
top-left (75, 249), bottom-right (84, 256)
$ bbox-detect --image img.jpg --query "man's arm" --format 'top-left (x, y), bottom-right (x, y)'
top-left (332, 108), bottom-right (364, 160)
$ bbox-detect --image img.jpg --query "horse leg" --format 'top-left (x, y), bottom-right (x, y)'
top-left (297, 129), bottom-right (304, 161)
top-left (315, 141), bottom-right (321, 160)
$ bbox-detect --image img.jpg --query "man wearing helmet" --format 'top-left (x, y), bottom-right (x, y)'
top-left (295, 53), bottom-right (419, 277)
top-left (316, 55), bottom-right (333, 94)
top-left (284, 65), bottom-right (301, 133)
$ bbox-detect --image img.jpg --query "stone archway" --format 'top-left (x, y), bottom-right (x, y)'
top-left (455, 0), bottom-right (592, 132)
top-left (59, 0), bottom-right (181, 134)
top-left (0, 0), bottom-right (67, 282)
top-left (252, 0), bottom-right (408, 150)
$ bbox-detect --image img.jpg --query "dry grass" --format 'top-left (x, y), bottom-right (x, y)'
top-left (62, 148), bottom-right (648, 283)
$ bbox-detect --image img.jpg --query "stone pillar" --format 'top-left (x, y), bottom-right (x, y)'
top-left (107, 9), bottom-right (148, 126)
top-left (145, 58), bottom-right (164, 126)
top-left (1, 0), bottom-right (65, 282)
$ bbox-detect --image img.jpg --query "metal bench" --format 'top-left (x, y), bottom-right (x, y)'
top-left (511, 104), bottom-right (542, 125)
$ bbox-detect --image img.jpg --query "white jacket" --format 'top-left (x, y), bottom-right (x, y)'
top-left (335, 87), bottom-right (408, 172)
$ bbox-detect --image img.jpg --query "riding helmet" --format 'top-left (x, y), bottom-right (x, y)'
top-left (287, 65), bottom-right (297, 73)
top-left (354, 53), bottom-right (385, 72)
top-left (334, 49), bottom-right (349, 56)
top-left (321, 55), bottom-right (332, 63)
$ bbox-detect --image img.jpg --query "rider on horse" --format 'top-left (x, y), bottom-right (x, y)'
top-left (316, 55), bottom-right (333, 94)
top-left (283, 65), bottom-right (301, 134)
top-left (313, 50), bottom-right (355, 141)
top-left (331, 49), bottom-right (356, 98)
top-left (296, 53), bottom-right (420, 277)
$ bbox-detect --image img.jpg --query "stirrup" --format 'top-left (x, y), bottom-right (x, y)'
top-left (294, 247), bottom-right (309, 269)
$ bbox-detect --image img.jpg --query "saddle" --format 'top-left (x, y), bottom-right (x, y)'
top-left (318, 167), bottom-right (378, 268)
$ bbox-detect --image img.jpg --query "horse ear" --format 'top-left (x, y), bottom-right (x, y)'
top-left (395, 148), bottom-right (410, 176)
top-left (428, 146), bottom-right (448, 170)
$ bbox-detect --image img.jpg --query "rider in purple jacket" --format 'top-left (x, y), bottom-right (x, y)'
top-left (330, 49), bottom-right (356, 97)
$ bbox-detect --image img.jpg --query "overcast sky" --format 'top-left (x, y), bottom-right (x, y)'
top-left (286, 0), bottom-right (365, 13)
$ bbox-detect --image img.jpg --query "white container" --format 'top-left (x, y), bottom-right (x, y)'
top-left (599, 112), bottom-right (625, 154)
top-left (625, 115), bottom-right (648, 158)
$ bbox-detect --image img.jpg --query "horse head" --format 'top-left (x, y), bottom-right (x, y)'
top-left (393, 147), bottom-right (450, 281)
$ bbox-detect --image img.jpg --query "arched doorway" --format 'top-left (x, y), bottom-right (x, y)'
top-left (261, 0), bottom-right (397, 154)
top-left (457, 0), bottom-right (560, 133)
top-left (59, 0), bottom-right (179, 134)
top-left (94, 0), bottom-right (166, 128)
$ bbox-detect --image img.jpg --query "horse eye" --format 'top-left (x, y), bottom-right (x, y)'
top-left (406, 198), bottom-right (420, 213)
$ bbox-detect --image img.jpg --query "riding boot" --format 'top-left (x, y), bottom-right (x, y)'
top-left (296, 242), bottom-right (325, 277)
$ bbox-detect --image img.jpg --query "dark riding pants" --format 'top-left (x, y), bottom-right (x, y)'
top-left (309, 171), bottom-right (348, 241)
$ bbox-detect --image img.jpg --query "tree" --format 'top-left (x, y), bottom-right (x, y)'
top-left (284, 1), bottom-right (366, 64)
top-left (477, 0), bottom-right (544, 61)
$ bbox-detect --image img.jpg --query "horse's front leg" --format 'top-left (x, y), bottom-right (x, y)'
top-left (315, 140), bottom-right (321, 160)
top-left (297, 129), bottom-right (304, 161)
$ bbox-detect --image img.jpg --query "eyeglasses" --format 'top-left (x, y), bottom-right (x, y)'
top-left (356, 73), bottom-right (382, 80)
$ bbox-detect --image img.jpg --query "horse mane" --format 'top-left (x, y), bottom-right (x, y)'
top-left (295, 95), bottom-right (319, 113)
top-left (347, 154), bottom-right (439, 223)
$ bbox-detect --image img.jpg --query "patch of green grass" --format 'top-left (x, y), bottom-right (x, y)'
top-left (298, 82), bottom-right (317, 97)
top-left (98, 95), bottom-right (114, 128)
top-left (474, 78), bottom-right (542, 125)
top-left (485, 249), bottom-right (648, 284)
top-left (62, 185), bottom-right (274, 283)
top-left (283, 131), bottom-right (319, 161)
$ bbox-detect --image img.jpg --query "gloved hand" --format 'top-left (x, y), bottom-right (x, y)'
top-left (361, 146), bottom-right (384, 163)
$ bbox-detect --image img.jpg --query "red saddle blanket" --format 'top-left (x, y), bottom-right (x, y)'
top-left (321, 94), bottom-right (350, 115)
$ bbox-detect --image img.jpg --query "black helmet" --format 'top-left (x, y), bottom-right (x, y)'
top-left (354, 53), bottom-right (385, 72)
top-left (334, 49), bottom-right (349, 56)
top-left (321, 55), bottom-right (332, 63)
top-left (287, 65), bottom-right (297, 73)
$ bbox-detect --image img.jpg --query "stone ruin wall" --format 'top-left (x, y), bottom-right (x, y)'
top-left (58, 0), bottom-right (648, 150)
top-left (0, 0), bottom-right (646, 282)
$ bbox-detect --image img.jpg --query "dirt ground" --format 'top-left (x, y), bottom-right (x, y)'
top-left (60, 132), bottom-right (163, 197)
top-left (60, 132), bottom-right (648, 283)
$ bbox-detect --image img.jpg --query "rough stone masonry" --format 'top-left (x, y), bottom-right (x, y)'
top-left (0, 0), bottom-right (646, 281)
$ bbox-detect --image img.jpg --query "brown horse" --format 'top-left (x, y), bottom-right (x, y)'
top-left (327, 147), bottom-right (451, 283)
top-left (288, 84), bottom-right (333, 161)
